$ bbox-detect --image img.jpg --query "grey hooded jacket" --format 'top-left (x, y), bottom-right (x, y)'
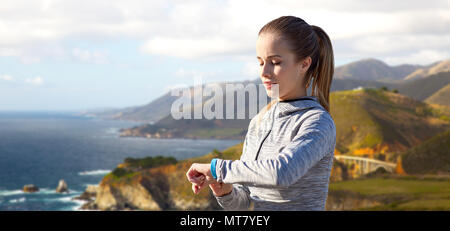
top-left (213, 95), bottom-right (336, 211)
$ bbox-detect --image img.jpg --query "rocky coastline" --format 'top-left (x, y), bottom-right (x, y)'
top-left (119, 127), bottom-right (245, 140)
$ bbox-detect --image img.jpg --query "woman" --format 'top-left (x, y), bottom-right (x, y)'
top-left (186, 15), bottom-right (336, 211)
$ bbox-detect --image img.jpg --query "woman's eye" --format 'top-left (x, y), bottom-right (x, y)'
top-left (258, 61), bottom-right (280, 66)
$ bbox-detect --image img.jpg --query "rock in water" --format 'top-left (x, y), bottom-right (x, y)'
top-left (56, 179), bottom-right (69, 193)
top-left (23, 184), bottom-right (39, 193)
top-left (73, 185), bottom-right (98, 201)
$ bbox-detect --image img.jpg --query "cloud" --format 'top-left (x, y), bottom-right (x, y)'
top-left (1, 74), bottom-right (48, 87)
top-left (0, 0), bottom-right (448, 65)
top-left (384, 49), bottom-right (450, 65)
top-left (71, 48), bottom-right (109, 64)
top-left (0, 75), bottom-right (13, 81)
top-left (0, 42), bottom-right (67, 64)
top-left (353, 35), bottom-right (450, 54)
top-left (274, 0), bottom-right (450, 13)
top-left (141, 36), bottom-right (251, 60)
top-left (174, 68), bottom-right (223, 79)
top-left (25, 76), bottom-right (44, 85)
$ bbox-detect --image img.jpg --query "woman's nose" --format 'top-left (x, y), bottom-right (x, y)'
top-left (261, 63), bottom-right (273, 79)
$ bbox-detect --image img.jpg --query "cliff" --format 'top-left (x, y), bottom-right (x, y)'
top-left (79, 147), bottom-right (242, 211)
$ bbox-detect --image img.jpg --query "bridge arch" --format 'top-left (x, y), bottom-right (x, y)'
top-left (334, 155), bottom-right (396, 176)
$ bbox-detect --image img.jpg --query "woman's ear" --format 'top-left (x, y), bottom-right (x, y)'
top-left (300, 56), bottom-right (312, 74)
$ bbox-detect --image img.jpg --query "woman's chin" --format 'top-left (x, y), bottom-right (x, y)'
top-left (265, 85), bottom-right (280, 98)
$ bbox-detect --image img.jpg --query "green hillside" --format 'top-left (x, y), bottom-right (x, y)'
top-left (400, 129), bottom-right (450, 174)
top-left (425, 84), bottom-right (450, 107)
top-left (330, 88), bottom-right (450, 160)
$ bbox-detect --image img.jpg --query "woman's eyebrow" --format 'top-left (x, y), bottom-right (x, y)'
top-left (256, 55), bottom-right (282, 59)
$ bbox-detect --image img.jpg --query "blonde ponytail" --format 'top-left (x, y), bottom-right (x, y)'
top-left (309, 25), bottom-right (334, 113)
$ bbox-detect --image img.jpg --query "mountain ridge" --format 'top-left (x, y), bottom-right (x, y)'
top-left (81, 58), bottom-right (449, 123)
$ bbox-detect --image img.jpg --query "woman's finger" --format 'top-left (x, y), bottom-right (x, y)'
top-left (196, 182), bottom-right (206, 193)
top-left (192, 183), bottom-right (203, 194)
top-left (192, 183), bottom-right (197, 194)
top-left (192, 184), bottom-right (197, 194)
top-left (188, 174), bottom-right (205, 184)
top-left (186, 164), bottom-right (198, 180)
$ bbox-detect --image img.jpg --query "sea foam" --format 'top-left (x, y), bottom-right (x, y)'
top-left (0, 190), bottom-right (23, 196)
top-left (9, 197), bottom-right (26, 203)
top-left (78, 169), bottom-right (111, 176)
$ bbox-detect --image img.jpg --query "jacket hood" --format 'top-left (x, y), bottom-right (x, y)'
top-left (275, 96), bottom-right (324, 118)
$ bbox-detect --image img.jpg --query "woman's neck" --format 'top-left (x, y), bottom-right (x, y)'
top-left (278, 88), bottom-right (308, 102)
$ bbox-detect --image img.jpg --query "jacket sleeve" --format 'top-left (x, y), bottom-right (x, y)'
top-left (215, 112), bottom-right (336, 188)
top-left (214, 183), bottom-right (251, 210)
top-left (214, 130), bottom-right (252, 210)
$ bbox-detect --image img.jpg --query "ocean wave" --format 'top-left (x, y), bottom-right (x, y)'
top-left (69, 190), bottom-right (83, 195)
top-left (38, 188), bottom-right (57, 194)
top-left (9, 197), bottom-right (26, 203)
top-left (0, 190), bottom-right (23, 196)
top-left (78, 169), bottom-right (111, 176)
top-left (0, 188), bottom-right (74, 197)
top-left (56, 196), bottom-right (81, 203)
top-left (60, 197), bottom-right (86, 211)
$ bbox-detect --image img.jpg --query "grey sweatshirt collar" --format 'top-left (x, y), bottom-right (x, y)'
top-left (275, 96), bottom-right (322, 118)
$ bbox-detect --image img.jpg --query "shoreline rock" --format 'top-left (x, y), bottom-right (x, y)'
top-left (23, 184), bottom-right (39, 193)
top-left (73, 184), bottom-right (99, 210)
top-left (56, 179), bottom-right (69, 193)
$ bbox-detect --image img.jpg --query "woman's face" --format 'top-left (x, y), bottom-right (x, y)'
top-left (256, 33), bottom-right (311, 100)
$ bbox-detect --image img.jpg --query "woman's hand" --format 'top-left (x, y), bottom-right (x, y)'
top-left (186, 163), bottom-right (216, 194)
top-left (186, 163), bottom-right (234, 196)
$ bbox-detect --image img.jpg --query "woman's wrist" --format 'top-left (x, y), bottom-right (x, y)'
top-left (210, 158), bottom-right (218, 180)
top-left (211, 183), bottom-right (233, 197)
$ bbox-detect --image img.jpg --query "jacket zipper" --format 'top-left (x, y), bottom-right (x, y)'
top-left (255, 129), bottom-right (272, 160)
top-left (254, 102), bottom-right (277, 160)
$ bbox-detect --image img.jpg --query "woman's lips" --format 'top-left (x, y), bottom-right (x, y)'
top-left (263, 82), bottom-right (276, 89)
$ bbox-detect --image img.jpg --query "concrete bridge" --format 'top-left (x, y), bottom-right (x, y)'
top-left (334, 155), bottom-right (397, 175)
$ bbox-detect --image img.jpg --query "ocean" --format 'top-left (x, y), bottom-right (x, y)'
top-left (0, 111), bottom-right (242, 211)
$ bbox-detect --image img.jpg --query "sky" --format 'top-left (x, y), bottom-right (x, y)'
top-left (0, 0), bottom-right (449, 111)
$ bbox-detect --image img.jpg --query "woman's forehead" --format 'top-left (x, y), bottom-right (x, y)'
top-left (256, 33), bottom-right (291, 58)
